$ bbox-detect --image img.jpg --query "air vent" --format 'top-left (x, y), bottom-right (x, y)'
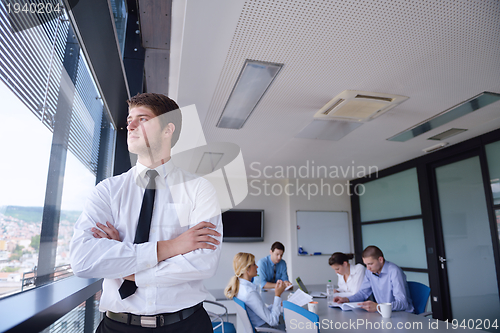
top-left (428, 128), bottom-right (467, 141)
top-left (314, 90), bottom-right (408, 122)
top-left (355, 95), bottom-right (394, 102)
top-left (322, 99), bottom-right (345, 115)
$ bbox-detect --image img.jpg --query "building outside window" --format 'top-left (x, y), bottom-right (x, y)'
top-left (0, 1), bottom-right (115, 299)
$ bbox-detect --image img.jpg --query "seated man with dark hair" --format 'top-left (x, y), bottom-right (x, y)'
top-left (333, 245), bottom-right (414, 313)
top-left (257, 241), bottom-right (292, 289)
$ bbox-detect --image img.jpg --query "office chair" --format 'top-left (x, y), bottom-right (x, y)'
top-left (232, 297), bottom-right (286, 333)
top-left (283, 301), bottom-right (320, 333)
top-left (407, 281), bottom-right (432, 316)
top-left (203, 300), bottom-right (237, 333)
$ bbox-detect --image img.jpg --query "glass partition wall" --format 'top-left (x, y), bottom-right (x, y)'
top-left (357, 168), bottom-right (430, 296)
top-left (352, 134), bottom-right (500, 323)
top-left (486, 141), bottom-right (500, 246)
top-left (434, 156), bottom-right (500, 323)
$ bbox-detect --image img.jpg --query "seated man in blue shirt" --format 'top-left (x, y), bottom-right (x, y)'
top-left (333, 245), bottom-right (414, 313)
top-left (257, 242), bottom-right (292, 289)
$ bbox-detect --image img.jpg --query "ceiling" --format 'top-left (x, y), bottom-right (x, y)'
top-left (144, 0), bottom-right (500, 180)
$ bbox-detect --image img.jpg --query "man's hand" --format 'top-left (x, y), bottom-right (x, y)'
top-left (333, 296), bottom-right (349, 304)
top-left (358, 300), bottom-right (378, 312)
top-left (284, 280), bottom-right (292, 288)
top-left (92, 222), bottom-right (120, 241)
top-left (92, 222), bottom-right (136, 280)
top-left (157, 221), bottom-right (220, 262)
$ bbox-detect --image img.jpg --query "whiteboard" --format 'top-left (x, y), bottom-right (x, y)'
top-left (296, 211), bottom-right (350, 255)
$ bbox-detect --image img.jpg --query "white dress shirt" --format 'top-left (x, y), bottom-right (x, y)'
top-left (70, 160), bottom-right (222, 315)
top-left (337, 263), bottom-right (366, 296)
top-left (236, 279), bottom-right (282, 328)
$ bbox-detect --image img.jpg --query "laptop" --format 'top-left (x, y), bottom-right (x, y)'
top-left (295, 277), bottom-right (326, 298)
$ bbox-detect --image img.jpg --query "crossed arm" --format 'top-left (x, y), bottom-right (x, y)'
top-left (70, 176), bottom-right (222, 284)
top-left (91, 221), bottom-right (220, 281)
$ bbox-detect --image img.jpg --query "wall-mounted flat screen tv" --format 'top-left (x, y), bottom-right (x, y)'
top-left (222, 209), bottom-right (264, 242)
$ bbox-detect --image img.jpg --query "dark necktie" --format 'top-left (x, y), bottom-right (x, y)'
top-left (273, 264), bottom-right (276, 283)
top-left (119, 170), bottom-right (158, 299)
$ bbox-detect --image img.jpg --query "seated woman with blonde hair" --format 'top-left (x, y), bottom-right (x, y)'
top-left (225, 252), bottom-right (286, 330)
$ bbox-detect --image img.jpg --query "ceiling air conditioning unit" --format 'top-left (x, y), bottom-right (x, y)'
top-left (314, 90), bottom-right (409, 122)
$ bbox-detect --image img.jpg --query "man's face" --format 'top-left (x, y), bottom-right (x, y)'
top-left (270, 249), bottom-right (284, 264)
top-left (362, 256), bottom-right (384, 275)
top-left (127, 106), bottom-right (165, 159)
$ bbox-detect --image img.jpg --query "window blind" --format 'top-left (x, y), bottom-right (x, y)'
top-left (0, 3), bottom-right (114, 176)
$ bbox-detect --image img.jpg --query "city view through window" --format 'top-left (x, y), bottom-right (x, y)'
top-left (0, 80), bottom-right (96, 298)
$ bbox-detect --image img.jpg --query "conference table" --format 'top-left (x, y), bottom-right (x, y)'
top-left (210, 284), bottom-right (482, 332)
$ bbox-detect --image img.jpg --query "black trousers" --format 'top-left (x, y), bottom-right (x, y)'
top-left (95, 306), bottom-right (213, 333)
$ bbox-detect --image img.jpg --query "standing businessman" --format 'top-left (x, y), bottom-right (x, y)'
top-left (70, 93), bottom-right (222, 332)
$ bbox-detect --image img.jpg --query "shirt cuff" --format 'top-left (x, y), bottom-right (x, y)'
top-left (347, 293), bottom-right (363, 303)
top-left (134, 242), bottom-right (157, 287)
top-left (135, 242), bottom-right (158, 271)
top-left (273, 296), bottom-right (282, 310)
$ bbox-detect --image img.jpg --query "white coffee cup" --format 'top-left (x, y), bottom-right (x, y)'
top-left (376, 303), bottom-right (392, 318)
top-left (308, 301), bottom-right (319, 314)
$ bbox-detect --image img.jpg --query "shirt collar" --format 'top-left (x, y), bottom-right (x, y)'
top-left (135, 159), bottom-right (175, 187)
top-left (350, 264), bottom-right (361, 276)
top-left (240, 278), bottom-right (258, 291)
top-left (372, 260), bottom-right (388, 277)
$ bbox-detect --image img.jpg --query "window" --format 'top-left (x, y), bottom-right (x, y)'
top-left (0, 81), bottom-right (52, 296)
top-left (485, 140), bottom-right (500, 254)
top-left (0, 3), bottom-right (115, 298)
top-left (110, 0), bottom-right (128, 57)
top-left (357, 168), bottom-right (429, 296)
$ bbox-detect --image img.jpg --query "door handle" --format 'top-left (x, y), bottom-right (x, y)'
top-left (439, 256), bottom-right (447, 269)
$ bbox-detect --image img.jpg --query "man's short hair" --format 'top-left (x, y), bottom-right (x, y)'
top-left (127, 93), bottom-right (182, 147)
top-left (271, 241), bottom-right (285, 253)
top-left (362, 245), bottom-right (384, 259)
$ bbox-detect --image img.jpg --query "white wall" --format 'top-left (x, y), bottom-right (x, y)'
top-left (288, 178), bottom-right (353, 289)
top-left (203, 178), bottom-right (353, 291)
top-left (204, 179), bottom-right (291, 290)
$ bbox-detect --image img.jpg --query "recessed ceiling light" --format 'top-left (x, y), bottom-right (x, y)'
top-left (216, 59), bottom-right (283, 129)
top-left (388, 92), bottom-right (500, 142)
top-left (295, 120), bottom-right (363, 141)
top-left (196, 152), bottom-right (224, 174)
top-left (423, 142), bottom-right (449, 153)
